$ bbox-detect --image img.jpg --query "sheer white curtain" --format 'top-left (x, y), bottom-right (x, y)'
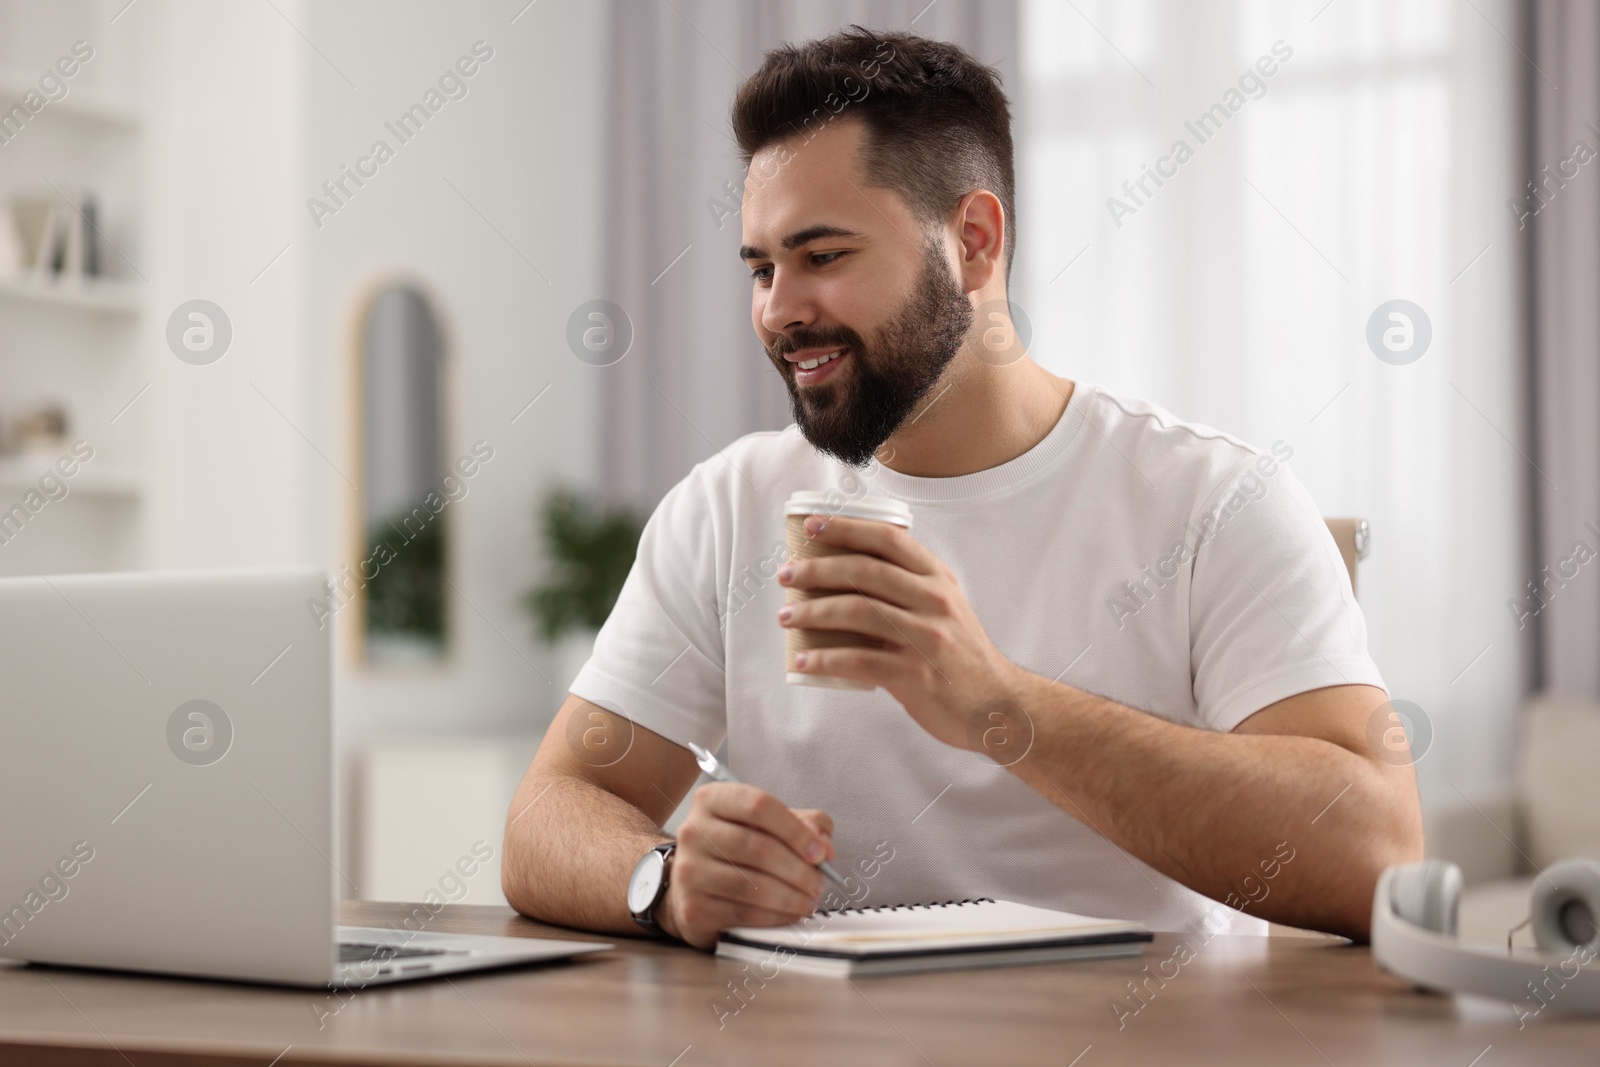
top-left (1015, 0), bottom-right (1524, 806)
top-left (599, 0), bottom-right (1018, 510)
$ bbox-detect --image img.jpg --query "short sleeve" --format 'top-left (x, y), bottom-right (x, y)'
top-left (1188, 455), bottom-right (1386, 732)
top-left (567, 464), bottom-right (728, 750)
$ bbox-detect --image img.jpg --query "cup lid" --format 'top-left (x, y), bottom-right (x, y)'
top-left (785, 490), bottom-right (912, 528)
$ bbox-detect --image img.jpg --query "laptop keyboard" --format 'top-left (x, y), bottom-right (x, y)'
top-left (339, 941), bottom-right (452, 964)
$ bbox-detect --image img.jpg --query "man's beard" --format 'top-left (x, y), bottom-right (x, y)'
top-left (766, 245), bottom-right (974, 468)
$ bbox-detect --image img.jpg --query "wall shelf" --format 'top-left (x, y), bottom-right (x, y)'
top-left (0, 457), bottom-right (144, 502)
top-left (0, 456), bottom-right (143, 500)
top-left (0, 67), bottom-right (140, 131)
top-left (0, 276), bottom-right (140, 317)
top-left (0, 9), bottom-right (147, 582)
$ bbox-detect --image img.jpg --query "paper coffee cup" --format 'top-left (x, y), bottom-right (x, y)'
top-left (783, 491), bottom-right (914, 691)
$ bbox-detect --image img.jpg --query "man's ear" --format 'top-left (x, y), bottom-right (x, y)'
top-left (954, 188), bottom-right (1005, 292)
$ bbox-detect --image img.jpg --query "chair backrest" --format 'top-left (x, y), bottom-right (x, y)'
top-left (1323, 518), bottom-right (1369, 596)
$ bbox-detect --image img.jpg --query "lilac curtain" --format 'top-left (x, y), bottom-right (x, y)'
top-left (1521, 0), bottom-right (1600, 697)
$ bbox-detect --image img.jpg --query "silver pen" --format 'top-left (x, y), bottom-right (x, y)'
top-left (685, 741), bottom-right (852, 895)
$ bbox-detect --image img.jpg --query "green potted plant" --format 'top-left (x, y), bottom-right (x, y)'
top-left (523, 486), bottom-right (644, 689)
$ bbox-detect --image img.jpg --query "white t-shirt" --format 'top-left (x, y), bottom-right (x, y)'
top-left (570, 381), bottom-right (1385, 935)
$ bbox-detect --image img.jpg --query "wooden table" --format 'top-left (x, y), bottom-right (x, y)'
top-left (0, 901), bottom-right (1592, 1066)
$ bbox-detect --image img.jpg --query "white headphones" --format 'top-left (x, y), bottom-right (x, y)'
top-left (1372, 859), bottom-right (1600, 1018)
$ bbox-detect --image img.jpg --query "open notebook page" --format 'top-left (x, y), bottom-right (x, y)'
top-left (724, 899), bottom-right (1146, 952)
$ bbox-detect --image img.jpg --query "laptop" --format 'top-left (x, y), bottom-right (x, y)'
top-left (0, 567), bottom-right (611, 987)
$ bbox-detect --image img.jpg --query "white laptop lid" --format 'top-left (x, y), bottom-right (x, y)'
top-left (0, 568), bottom-right (338, 985)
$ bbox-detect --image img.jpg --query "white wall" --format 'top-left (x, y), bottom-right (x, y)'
top-left (300, 0), bottom-right (606, 742)
top-left (305, 0), bottom-right (608, 901)
top-left (140, 0), bottom-right (312, 575)
top-left (129, 0), bottom-right (609, 901)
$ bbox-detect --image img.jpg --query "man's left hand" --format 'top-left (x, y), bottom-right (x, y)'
top-left (776, 513), bottom-right (1019, 751)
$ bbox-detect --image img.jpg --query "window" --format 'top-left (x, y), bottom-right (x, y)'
top-left (1017, 0), bottom-right (1522, 794)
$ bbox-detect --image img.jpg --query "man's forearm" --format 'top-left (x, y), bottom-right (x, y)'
top-left (1002, 671), bottom-right (1422, 940)
top-left (501, 773), bottom-right (671, 936)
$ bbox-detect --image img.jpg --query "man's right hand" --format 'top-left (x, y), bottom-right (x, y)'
top-left (657, 782), bottom-right (835, 950)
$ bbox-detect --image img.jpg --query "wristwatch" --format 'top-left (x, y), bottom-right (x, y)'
top-left (627, 842), bottom-right (676, 938)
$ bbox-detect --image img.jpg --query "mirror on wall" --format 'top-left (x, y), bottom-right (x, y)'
top-left (358, 283), bottom-right (448, 665)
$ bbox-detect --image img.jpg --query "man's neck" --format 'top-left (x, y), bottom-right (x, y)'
top-left (876, 355), bottom-right (1074, 478)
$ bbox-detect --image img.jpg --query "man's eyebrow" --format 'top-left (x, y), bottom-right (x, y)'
top-left (739, 224), bottom-right (866, 261)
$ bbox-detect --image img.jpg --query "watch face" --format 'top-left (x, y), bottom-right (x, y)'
top-left (628, 849), bottom-right (665, 915)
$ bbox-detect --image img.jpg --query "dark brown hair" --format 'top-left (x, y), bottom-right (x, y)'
top-left (731, 26), bottom-right (1016, 281)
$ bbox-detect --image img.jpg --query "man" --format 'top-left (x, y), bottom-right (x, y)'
top-left (502, 27), bottom-right (1422, 950)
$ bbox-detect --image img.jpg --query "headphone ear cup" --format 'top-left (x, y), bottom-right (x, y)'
top-left (1529, 859), bottom-right (1600, 954)
top-left (1389, 860), bottom-right (1462, 936)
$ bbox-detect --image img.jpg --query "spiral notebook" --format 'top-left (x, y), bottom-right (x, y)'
top-left (716, 898), bottom-right (1152, 977)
